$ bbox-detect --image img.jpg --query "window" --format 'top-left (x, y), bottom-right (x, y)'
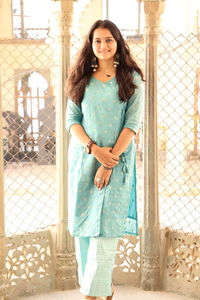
top-left (12, 0), bottom-right (50, 39)
top-left (104, 0), bottom-right (144, 40)
top-left (15, 72), bottom-right (55, 159)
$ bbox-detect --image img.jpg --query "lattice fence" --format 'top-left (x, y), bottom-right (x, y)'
top-left (0, 37), bottom-right (60, 237)
top-left (157, 32), bottom-right (200, 298)
top-left (0, 32), bottom-right (62, 296)
top-left (157, 32), bottom-right (200, 234)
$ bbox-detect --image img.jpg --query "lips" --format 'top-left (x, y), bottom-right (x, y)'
top-left (99, 51), bottom-right (111, 54)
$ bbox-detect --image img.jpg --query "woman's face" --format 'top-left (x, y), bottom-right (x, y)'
top-left (92, 27), bottom-right (117, 62)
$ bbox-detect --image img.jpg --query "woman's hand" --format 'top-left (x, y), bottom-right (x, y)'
top-left (94, 165), bottom-right (113, 190)
top-left (91, 145), bottom-right (119, 168)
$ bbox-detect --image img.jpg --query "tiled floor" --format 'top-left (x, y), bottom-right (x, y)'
top-left (19, 286), bottom-right (194, 300)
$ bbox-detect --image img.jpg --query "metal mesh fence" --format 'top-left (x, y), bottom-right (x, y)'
top-left (1, 36), bottom-right (60, 236)
top-left (128, 33), bottom-right (200, 235)
top-left (157, 32), bottom-right (200, 234)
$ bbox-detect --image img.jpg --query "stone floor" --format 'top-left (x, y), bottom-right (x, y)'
top-left (19, 286), bottom-right (194, 300)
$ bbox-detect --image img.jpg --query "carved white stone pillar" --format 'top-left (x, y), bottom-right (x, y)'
top-left (0, 77), bottom-right (6, 298)
top-left (53, 0), bottom-right (77, 290)
top-left (141, 0), bottom-right (165, 291)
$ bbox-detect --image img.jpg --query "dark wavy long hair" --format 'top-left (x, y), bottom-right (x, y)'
top-left (66, 19), bottom-right (144, 105)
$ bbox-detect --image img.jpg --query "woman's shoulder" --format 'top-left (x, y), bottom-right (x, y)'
top-left (132, 70), bottom-right (142, 84)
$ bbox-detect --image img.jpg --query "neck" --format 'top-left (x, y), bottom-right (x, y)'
top-left (98, 59), bottom-right (115, 73)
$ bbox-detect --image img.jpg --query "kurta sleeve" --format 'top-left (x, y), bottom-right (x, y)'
top-left (66, 99), bottom-right (83, 132)
top-left (123, 72), bottom-right (144, 134)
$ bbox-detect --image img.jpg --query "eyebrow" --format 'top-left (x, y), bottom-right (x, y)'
top-left (94, 36), bottom-right (114, 40)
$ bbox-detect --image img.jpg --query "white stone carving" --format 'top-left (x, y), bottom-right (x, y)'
top-left (113, 235), bottom-right (140, 286)
top-left (5, 230), bottom-right (55, 298)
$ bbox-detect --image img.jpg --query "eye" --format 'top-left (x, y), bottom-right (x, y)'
top-left (106, 38), bottom-right (114, 43)
top-left (94, 40), bottom-right (101, 44)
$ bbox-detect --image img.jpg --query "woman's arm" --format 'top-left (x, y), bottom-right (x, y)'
top-left (70, 123), bottom-right (91, 147)
top-left (66, 99), bottom-right (119, 167)
top-left (111, 128), bottom-right (135, 156)
top-left (70, 124), bottom-right (119, 167)
top-left (111, 73), bottom-right (143, 157)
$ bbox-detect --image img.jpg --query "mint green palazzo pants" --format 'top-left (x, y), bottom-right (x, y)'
top-left (75, 237), bottom-right (118, 297)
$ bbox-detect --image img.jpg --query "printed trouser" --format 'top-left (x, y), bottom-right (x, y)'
top-left (75, 236), bottom-right (118, 297)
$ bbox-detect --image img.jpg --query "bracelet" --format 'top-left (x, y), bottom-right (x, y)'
top-left (102, 165), bottom-right (112, 170)
top-left (85, 140), bottom-right (96, 154)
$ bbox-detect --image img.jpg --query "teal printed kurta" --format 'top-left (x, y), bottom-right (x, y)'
top-left (66, 72), bottom-right (143, 237)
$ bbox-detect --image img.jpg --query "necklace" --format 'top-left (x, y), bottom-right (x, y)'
top-left (99, 69), bottom-right (115, 78)
top-left (104, 71), bottom-right (115, 78)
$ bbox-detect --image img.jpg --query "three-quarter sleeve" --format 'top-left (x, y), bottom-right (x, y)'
top-left (66, 99), bottom-right (83, 132)
top-left (123, 72), bottom-right (144, 134)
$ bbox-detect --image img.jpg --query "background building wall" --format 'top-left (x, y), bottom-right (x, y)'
top-left (0, 0), bottom-right (13, 38)
top-left (162, 0), bottom-right (199, 34)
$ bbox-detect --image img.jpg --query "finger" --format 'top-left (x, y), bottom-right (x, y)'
top-left (107, 161), bottom-right (117, 167)
top-left (105, 152), bottom-right (119, 161)
top-left (105, 162), bottom-right (113, 168)
top-left (103, 165), bottom-right (113, 170)
top-left (99, 184), bottom-right (104, 190)
top-left (96, 179), bottom-right (104, 189)
top-left (94, 177), bottom-right (100, 185)
top-left (111, 155), bottom-right (119, 161)
top-left (110, 160), bottom-right (119, 166)
top-left (96, 182), bottom-right (101, 189)
top-left (105, 180), bottom-right (109, 187)
top-left (94, 177), bottom-right (100, 187)
top-left (101, 178), bottom-right (106, 188)
top-left (98, 182), bottom-right (104, 190)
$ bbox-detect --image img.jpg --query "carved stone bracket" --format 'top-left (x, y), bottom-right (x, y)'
top-left (141, 0), bottom-right (165, 291)
top-left (144, 1), bottom-right (165, 45)
top-left (51, 0), bottom-right (73, 45)
top-left (57, 10), bottom-right (72, 46)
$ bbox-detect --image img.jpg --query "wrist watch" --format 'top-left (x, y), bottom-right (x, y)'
top-left (85, 140), bottom-right (95, 154)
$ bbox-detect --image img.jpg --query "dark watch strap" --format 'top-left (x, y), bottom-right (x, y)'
top-left (85, 140), bottom-right (95, 154)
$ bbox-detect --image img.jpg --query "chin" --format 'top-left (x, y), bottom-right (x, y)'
top-left (99, 55), bottom-right (113, 60)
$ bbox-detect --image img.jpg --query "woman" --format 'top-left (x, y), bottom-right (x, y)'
top-left (66, 19), bottom-right (144, 300)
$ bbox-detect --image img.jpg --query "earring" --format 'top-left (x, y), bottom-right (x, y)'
top-left (113, 53), bottom-right (120, 68)
top-left (91, 56), bottom-right (98, 72)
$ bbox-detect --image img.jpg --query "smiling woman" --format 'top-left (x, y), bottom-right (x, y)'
top-left (66, 19), bottom-right (144, 300)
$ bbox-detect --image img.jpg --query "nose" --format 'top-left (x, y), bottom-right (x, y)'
top-left (100, 40), bottom-right (107, 49)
